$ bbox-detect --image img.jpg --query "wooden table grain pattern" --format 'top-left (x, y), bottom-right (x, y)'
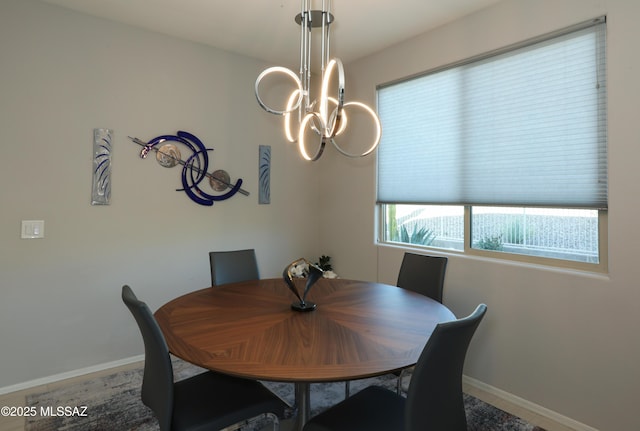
top-left (155, 277), bottom-right (455, 430)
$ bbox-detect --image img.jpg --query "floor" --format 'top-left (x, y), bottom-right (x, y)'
top-left (0, 361), bottom-right (578, 431)
top-left (461, 383), bottom-right (577, 431)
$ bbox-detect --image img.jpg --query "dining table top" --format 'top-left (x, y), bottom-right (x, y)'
top-left (154, 277), bottom-right (456, 383)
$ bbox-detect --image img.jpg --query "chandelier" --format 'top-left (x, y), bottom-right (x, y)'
top-left (254, 0), bottom-right (382, 161)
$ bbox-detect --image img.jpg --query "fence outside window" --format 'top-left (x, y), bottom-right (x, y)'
top-left (386, 205), bottom-right (599, 264)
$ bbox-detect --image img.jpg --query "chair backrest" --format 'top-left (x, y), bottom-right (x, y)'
top-left (396, 253), bottom-right (448, 303)
top-left (405, 304), bottom-right (487, 431)
top-left (121, 285), bottom-right (174, 431)
top-left (209, 249), bottom-right (259, 286)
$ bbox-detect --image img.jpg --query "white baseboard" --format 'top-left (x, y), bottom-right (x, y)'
top-left (0, 355), bottom-right (144, 396)
top-left (463, 375), bottom-right (599, 431)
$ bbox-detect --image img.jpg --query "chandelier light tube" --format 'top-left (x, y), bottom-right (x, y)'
top-left (254, 0), bottom-right (382, 161)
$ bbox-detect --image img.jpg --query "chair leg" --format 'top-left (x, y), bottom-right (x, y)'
top-left (219, 413), bottom-right (279, 431)
top-left (397, 369), bottom-right (407, 395)
top-left (345, 381), bottom-right (350, 398)
top-left (268, 413), bottom-right (280, 431)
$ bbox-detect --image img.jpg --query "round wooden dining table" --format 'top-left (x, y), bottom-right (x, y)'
top-left (155, 277), bottom-right (455, 431)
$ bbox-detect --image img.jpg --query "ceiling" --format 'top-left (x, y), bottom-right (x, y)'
top-left (39, 0), bottom-right (501, 66)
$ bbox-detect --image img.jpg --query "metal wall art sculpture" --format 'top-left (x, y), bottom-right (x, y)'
top-left (92, 128), bottom-right (112, 205)
top-left (259, 145), bottom-right (271, 204)
top-left (128, 131), bottom-right (248, 206)
top-left (283, 258), bottom-right (324, 311)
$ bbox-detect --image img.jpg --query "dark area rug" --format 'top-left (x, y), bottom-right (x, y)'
top-left (26, 359), bottom-right (545, 431)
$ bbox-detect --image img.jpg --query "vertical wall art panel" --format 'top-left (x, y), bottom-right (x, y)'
top-left (259, 145), bottom-right (271, 204)
top-left (92, 128), bottom-right (113, 205)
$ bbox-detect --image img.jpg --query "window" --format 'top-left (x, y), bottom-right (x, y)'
top-left (377, 19), bottom-right (607, 270)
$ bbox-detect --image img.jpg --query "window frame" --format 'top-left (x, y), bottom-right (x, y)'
top-left (378, 205), bottom-right (608, 273)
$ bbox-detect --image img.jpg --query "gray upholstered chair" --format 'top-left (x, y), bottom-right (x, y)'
top-left (303, 304), bottom-right (487, 431)
top-left (346, 252), bottom-right (449, 397)
top-left (397, 252), bottom-right (448, 303)
top-left (395, 252), bottom-right (448, 392)
top-left (121, 285), bottom-right (286, 431)
top-left (209, 249), bottom-right (259, 286)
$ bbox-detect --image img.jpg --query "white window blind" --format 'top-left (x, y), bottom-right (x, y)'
top-left (377, 18), bottom-right (607, 209)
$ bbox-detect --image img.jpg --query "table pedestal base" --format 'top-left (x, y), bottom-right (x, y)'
top-left (293, 382), bottom-right (311, 431)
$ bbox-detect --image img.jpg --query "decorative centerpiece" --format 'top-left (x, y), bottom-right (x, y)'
top-left (283, 258), bottom-right (324, 311)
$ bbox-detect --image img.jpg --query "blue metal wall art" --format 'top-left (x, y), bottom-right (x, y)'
top-left (129, 131), bottom-right (248, 206)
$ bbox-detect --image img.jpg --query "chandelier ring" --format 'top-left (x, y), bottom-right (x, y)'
top-left (330, 101), bottom-right (382, 158)
top-left (320, 58), bottom-right (345, 139)
top-left (298, 112), bottom-right (327, 161)
top-left (255, 66), bottom-right (303, 116)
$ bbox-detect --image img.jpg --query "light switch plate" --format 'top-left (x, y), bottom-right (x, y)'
top-left (21, 220), bottom-right (45, 239)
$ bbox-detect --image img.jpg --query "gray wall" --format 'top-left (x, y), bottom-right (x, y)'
top-left (323, 1), bottom-right (640, 430)
top-left (0, 0), bottom-right (323, 388)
